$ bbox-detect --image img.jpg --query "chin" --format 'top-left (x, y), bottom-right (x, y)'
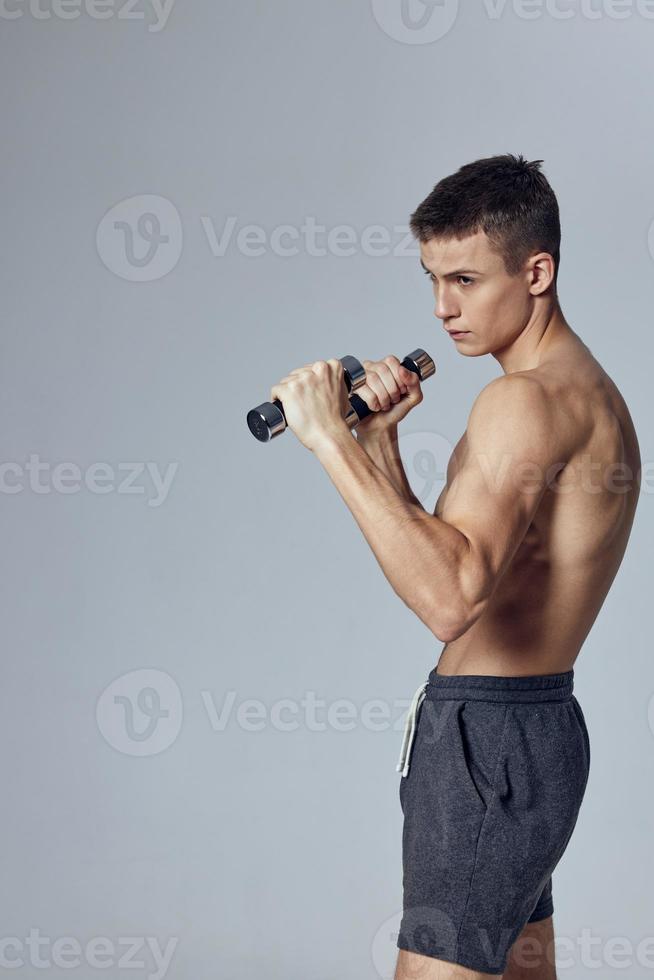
top-left (456, 344), bottom-right (490, 357)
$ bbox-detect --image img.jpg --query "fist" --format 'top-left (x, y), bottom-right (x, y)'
top-left (269, 358), bottom-right (352, 452)
top-left (354, 355), bottom-right (423, 436)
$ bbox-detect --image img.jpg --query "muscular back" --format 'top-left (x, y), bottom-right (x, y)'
top-left (435, 336), bottom-right (641, 676)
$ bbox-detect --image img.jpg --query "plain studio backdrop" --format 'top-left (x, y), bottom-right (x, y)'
top-left (1, 2), bottom-right (652, 978)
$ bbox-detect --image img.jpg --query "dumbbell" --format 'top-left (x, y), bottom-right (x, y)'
top-left (247, 355), bottom-right (367, 443)
top-left (345, 349), bottom-right (435, 428)
top-left (246, 348), bottom-right (435, 443)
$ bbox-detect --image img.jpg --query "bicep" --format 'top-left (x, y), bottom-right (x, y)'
top-left (437, 378), bottom-right (566, 609)
top-left (439, 452), bottom-right (547, 605)
top-left (432, 431), bottom-right (466, 518)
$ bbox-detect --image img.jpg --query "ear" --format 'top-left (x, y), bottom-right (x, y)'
top-left (526, 252), bottom-right (556, 295)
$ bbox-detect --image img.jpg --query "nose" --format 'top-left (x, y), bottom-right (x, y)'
top-left (433, 285), bottom-right (459, 322)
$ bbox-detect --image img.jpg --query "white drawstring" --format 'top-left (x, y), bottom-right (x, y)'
top-left (396, 681), bottom-right (429, 777)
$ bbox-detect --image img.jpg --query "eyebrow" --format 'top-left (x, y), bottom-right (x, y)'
top-left (419, 258), bottom-right (483, 277)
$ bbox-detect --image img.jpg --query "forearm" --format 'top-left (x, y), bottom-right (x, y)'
top-left (355, 426), bottom-right (425, 509)
top-left (314, 425), bottom-right (468, 638)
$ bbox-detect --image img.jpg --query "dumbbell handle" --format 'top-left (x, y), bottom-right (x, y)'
top-left (247, 355), bottom-right (367, 443)
top-left (345, 349), bottom-right (435, 428)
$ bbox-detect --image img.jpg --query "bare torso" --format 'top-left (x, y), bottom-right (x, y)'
top-left (434, 334), bottom-right (641, 677)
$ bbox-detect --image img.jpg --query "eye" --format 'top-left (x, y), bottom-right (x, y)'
top-left (422, 270), bottom-right (475, 286)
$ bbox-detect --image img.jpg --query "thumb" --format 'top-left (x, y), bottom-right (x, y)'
top-left (400, 364), bottom-right (420, 386)
top-left (400, 367), bottom-right (422, 395)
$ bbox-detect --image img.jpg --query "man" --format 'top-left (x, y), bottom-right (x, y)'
top-left (270, 153), bottom-right (641, 978)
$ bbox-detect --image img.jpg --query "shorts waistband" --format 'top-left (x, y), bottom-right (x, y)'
top-left (425, 668), bottom-right (574, 704)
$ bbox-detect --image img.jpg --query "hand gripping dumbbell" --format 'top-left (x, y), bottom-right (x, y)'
top-left (246, 348), bottom-right (435, 443)
top-left (344, 348), bottom-right (435, 428)
top-left (246, 355), bottom-right (367, 443)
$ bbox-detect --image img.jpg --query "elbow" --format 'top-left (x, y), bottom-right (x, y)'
top-left (427, 595), bottom-right (488, 644)
top-left (409, 541), bottom-right (493, 643)
top-left (429, 612), bottom-right (471, 644)
top-left (431, 622), bottom-right (465, 645)
top-left (398, 589), bottom-right (470, 643)
top-left (431, 550), bottom-right (493, 642)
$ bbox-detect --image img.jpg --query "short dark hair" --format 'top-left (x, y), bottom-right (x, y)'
top-left (409, 153), bottom-right (561, 287)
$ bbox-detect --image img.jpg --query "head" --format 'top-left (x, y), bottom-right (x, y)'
top-left (410, 153), bottom-right (561, 356)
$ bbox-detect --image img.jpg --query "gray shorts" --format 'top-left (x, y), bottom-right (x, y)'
top-left (397, 667), bottom-right (590, 975)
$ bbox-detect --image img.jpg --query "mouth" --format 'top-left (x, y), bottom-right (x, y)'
top-left (446, 330), bottom-right (471, 338)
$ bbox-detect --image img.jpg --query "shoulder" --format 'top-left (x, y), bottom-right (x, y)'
top-left (466, 373), bottom-right (571, 469)
top-left (469, 373), bottom-right (552, 437)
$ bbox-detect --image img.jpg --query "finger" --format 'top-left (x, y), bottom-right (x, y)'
top-left (361, 366), bottom-right (394, 411)
top-left (375, 355), bottom-right (406, 402)
top-left (402, 364), bottom-right (421, 387)
top-left (270, 376), bottom-right (302, 400)
top-left (363, 360), bottom-right (403, 406)
top-left (387, 355), bottom-right (419, 390)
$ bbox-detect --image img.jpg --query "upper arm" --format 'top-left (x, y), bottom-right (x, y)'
top-left (439, 375), bottom-right (569, 627)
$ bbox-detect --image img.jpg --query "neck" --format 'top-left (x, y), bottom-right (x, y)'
top-left (493, 295), bottom-right (578, 375)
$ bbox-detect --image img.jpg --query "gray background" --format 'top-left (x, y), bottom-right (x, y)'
top-left (1, 1), bottom-right (652, 977)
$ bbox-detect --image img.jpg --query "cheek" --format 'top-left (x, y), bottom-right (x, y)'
top-left (468, 291), bottom-right (504, 329)
top-left (486, 288), bottom-right (524, 330)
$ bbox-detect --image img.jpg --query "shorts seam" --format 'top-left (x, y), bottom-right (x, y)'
top-left (453, 704), bottom-right (510, 962)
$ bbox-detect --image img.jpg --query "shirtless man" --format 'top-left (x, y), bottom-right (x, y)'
top-left (269, 153), bottom-right (641, 978)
